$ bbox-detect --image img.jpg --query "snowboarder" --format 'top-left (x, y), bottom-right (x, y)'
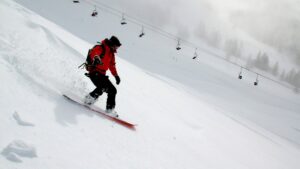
top-left (84, 36), bottom-right (122, 116)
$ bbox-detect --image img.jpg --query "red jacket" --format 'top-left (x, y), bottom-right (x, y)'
top-left (88, 39), bottom-right (118, 76)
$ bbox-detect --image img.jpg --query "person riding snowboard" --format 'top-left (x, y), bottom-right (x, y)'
top-left (84, 36), bottom-right (122, 116)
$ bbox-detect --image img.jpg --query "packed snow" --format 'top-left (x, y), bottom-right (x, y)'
top-left (1, 0), bottom-right (300, 169)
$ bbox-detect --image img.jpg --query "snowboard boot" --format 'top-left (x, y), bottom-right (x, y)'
top-left (105, 109), bottom-right (119, 118)
top-left (84, 94), bottom-right (97, 105)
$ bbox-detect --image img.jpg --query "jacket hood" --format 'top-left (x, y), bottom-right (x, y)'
top-left (101, 39), bottom-right (117, 53)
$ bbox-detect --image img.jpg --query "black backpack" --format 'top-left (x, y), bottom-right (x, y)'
top-left (79, 43), bottom-right (106, 71)
top-left (86, 43), bottom-right (106, 65)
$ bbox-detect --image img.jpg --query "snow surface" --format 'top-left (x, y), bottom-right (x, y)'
top-left (1, 0), bottom-right (300, 169)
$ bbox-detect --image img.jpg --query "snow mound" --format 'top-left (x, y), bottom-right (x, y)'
top-left (2, 140), bottom-right (37, 162)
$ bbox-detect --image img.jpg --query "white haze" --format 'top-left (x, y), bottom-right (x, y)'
top-left (100, 0), bottom-right (300, 65)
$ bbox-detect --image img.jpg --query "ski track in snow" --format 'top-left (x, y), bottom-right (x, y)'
top-left (13, 111), bottom-right (35, 127)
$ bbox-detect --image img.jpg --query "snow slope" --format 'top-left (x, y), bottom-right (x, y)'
top-left (15, 0), bottom-right (300, 147)
top-left (1, 0), bottom-right (300, 169)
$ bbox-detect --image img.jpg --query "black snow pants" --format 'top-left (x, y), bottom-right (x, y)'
top-left (89, 72), bottom-right (117, 110)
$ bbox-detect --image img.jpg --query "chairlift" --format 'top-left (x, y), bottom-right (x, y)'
top-left (192, 48), bottom-right (198, 59)
top-left (73, 0), bottom-right (80, 3)
top-left (139, 26), bottom-right (145, 37)
top-left (121, 14), bottom-right (127, 25)
top-left (254, 74), bottom-right (259, 86)
top-left (176, 39), bottom-right (181, 50)
top-left (91, 6), bottom-right (98, 17)
top-left (238, 67), bottom-right (243, 79)
top-left (91, 10), bottom-right (98, 17)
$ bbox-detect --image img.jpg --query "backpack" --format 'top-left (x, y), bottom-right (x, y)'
top-left (78, 43), bottom-right (106, 73)
top-left (86, 43), bottom-right (106, 65)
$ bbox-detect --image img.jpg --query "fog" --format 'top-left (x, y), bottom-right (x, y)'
top-left (13, 0), bottom-right (300, 87)
top-left (101, 0), bottom-right (300, 66)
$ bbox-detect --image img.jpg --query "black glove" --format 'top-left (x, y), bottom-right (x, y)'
top-left (93, 56), bottom-right (103, 65)
top-left (115, 75), bottom-right (121, 85)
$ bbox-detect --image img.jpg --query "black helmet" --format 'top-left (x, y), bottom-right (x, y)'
top-left (109, 36), bottom-right (122, 47)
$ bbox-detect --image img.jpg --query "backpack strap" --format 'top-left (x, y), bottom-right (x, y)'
top-left (99, 44), bottom-right (106, 59)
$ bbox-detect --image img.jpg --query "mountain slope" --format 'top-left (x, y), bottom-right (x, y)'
top-left (1, 0), bottom-right (300, 169)
top-left (14, 0), bottom-right (300, 146)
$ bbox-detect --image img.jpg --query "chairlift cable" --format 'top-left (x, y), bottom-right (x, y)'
top-left (71, 0), bottom-right (297, 91)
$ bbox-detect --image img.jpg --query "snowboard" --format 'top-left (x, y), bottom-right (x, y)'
top-left (63, 94), bottom-right (136, 130)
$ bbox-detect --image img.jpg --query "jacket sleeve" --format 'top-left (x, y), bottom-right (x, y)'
top-left (109, 55), bottom-right (118, 76)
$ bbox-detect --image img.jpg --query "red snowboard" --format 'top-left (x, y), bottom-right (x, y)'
top-left (63, 94), bottom-right (136, 130)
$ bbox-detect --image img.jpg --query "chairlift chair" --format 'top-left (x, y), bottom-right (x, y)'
top-left (176, 39), bottom-right (181, 50)
top-left (139, 32), bottom-right (145, 37)
top-left (139, 26), bottom-right (145, 37)
top-left (239, 73), bottom-right (243, 79)
top-left (254, 74), bottom-right (259, 85)
top-left (192, 48), bottom-right (198, 59)
top-left (91, 10), bottom-right (98, 17)
top-left (121, 14), bottom-right (127, 25)
top-left (238, 67), bottom-right (243, 79)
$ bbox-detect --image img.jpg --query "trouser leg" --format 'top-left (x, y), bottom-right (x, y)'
top-left (89, 73), bottom-right (117, 109)
top-left (89, 73), bottom-right (106, 99)
top-left (105, 80), bottom-right (117, 110)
